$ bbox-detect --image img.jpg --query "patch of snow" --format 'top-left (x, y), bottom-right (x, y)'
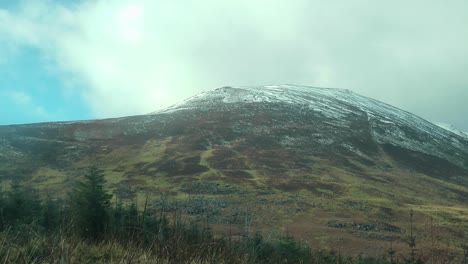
top-left (379, 119), bottom-right (395, 125)
top-left (433, 122), bottom-right (468, 139)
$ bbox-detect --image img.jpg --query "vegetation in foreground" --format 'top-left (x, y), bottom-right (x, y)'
top-left (0, 167), bottom-right (466, 263)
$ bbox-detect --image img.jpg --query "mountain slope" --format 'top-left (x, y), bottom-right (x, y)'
top-left (155, 85), bottom-right (468, 181)
top-left (0, 85), bottom-right (467, 254)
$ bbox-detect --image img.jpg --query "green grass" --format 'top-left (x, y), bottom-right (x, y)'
top-left (3, 137), bottom-right (467, 257)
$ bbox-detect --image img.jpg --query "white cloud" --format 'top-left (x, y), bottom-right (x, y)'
top-left (0, 1), bottom-right (349, 117)
top-left (32, 106), bottom-right (49, 119)
top-left (0, 0), bottom-right (468, 129)
top-left (7, 90), bottom-right (50, 119)
top-left (9, 90), bottom-right (32, 105)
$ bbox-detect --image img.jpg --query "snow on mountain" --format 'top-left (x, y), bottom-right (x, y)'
top-left (153, 85), bottom-right (468, 169)
top-left (434, 122), bottom-right (468, 139)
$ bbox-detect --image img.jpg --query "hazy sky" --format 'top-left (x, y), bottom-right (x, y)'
top-left (1, 0), bottom-right (467, 130)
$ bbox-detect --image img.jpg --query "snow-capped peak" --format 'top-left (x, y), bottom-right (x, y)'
top-left (153, 85), bottom-right (363, 114)
top-left (149, 85), bottom-right (468, 170)
top-left (434, 122), bottom-right (468, 139)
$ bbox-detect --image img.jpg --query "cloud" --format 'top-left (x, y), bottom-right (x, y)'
top-left (7, 90), bottom-right (50, 119)
top-left (9, 90), bottom-right (32, 105)
top-left (9, 91), bottom-right (32, 105)
top-left (1, 0), bottom-right (468, 129)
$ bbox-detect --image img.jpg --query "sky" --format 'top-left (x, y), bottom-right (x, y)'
top-left (0, 0), bottom-right (467, 130)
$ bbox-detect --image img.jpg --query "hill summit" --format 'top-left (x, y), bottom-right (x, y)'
top-left (154, 85), bottom-right (468, 179)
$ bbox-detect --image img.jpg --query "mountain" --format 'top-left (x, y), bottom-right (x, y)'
top-left (154, 85), bottom-right (468, 179)
top-left (0, 85), bottom-right (467, 254)
top-left (434, 122), bottom-right (468, 140)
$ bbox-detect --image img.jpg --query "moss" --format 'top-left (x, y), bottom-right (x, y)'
top-left (30, 167), bottom-right (66, 191)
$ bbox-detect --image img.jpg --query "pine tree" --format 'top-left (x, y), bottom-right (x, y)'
top-left (2, 180), bottom-right (41, 225)
top-left (40, 195), bottom-right (62, 232)
top-left (70, 166), bottom-right (112, 239)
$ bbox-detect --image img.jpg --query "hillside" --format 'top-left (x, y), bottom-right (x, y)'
top-left (0, 85), bottom-right (467, 255)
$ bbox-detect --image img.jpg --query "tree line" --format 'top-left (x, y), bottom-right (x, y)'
top-left (0, 167), bottom-right (465, 263)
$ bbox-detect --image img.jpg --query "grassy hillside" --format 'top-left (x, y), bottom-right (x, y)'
top-left (2, 133), bottom-right (465, 258)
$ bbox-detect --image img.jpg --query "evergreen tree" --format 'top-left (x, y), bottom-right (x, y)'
top-left (40, 195), bottom-right (62, 232)
top-left (70, 166), bottom-right (112, 239)
top-left (2, 180), bottom-right (41, 226)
